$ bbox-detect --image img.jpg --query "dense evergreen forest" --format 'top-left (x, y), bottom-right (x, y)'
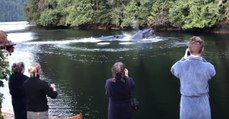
top-left (23, 0), bottom-right (229, 30)
top-left (0, 0), bottom-right (228, 30)
top-left (0, 0), bottom-right (26, 22)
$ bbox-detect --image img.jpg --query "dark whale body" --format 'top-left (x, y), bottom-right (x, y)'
top-left (98, 28), bottom-right (155, 41)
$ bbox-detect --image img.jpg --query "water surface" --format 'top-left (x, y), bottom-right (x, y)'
top-left (1, 22), bottom-right (229, 119)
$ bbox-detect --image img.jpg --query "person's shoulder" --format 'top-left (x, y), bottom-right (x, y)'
top-left (21, 74), bottom-right (29, 80)
top-left (106, 78), bottom-right (113, 82)
top-left (39, 79), bottom-right (52, 89)
top-left (201, 58), bottom-right (214, 65)
top-left (127, 76), bottom-right (133, 79)
top-left (106, 78), bottom-right (114, 85)
top-left (173, 58), bottom-right (186, 65)
top-left (28, 77), bottom-right (48, 85)
top-left (125, 76), bottom-right (133, 81)
top-left (129, 77), bottom-right (135, 82)
top-left (9, 73), bottom-right (15, 80)
top-left (125, 76), bottom-right (135, 83)
top-left (39, 79), bottom-right (49, 85)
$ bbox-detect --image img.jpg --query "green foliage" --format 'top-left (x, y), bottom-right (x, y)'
top-left (169, 0), bottom-right (220, 29)
top-left (121, 0), bottom-right (139, 28)
top-left (137, 0), bottom-right (153, 26)
top-left (65, 0), bottom-right (94, 27)
top-left (148, 0), bottom-right (171, 26)
top-left (24, 0), bottom-right (41, 24)
top-left (106, 0), bottom-right (129, 27)
top-left (39, 10), bottom-right (60, 26)
top-left (24, 0), bottom-right (67, 26)
top-left (219, 0), bottom-right (229, 22)
top-left (225, 2), bottom-right (229, 22)
top-left (121, 0), bottom-right (152, 28)
top-left (0, 52), bottom-right (10, 83)
top-left (0, 51), bottom-right (11, 118)
top-left (23, 0), bottom-right (227, 30)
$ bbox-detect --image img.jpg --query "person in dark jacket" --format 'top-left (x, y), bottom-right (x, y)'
top-left (23, 63), bottom-right (58, 119)
top-left (105, 62), bottom-right (136, 119)
top-left (9, 62), bottom-right (28, 119)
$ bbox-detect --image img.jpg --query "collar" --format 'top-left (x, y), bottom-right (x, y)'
top-left (187, 56), bottom-right (206, 62)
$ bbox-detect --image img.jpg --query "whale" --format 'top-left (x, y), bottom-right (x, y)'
top-left (97, 28), bottom-right (155, 41)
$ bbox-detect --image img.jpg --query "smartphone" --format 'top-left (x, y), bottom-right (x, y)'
top-left (187, 50), bottom-right (190, 56)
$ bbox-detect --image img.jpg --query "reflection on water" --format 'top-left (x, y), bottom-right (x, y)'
top-left (1, 22), bottom-right (229, 119)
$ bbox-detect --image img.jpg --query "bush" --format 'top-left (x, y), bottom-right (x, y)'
top-left (0, 51), bottom-right (10, 118)
top-left (0, 31), bottom-right (12, 119)
top-left (169, 0), bottom-right (220, 29)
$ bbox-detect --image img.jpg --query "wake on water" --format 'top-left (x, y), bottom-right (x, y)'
top-left (22, 35), bottom-right (166, 45)
top-left (0, 21), bottom-right (186, 49)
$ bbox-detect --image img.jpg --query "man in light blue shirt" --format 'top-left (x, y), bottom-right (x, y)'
top-left (171, 36), bottom-right (216, 119)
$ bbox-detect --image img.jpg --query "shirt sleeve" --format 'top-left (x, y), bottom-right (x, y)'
top-left (105, 79), bottom-right (111, 96)
top-left (171, 58), bottom-right (185, 78)
top-left (208, 63), bottom-right (216, 78)
top-left (130, 77), bottom-right (136, 93)
top-left (44, 82), bottom-right (58, 99)
top-left (171, 62), bottom-right (180, 78)
top-left (8, 76), bottom-right (14, 95)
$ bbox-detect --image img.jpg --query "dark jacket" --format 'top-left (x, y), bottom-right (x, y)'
top-left (23, 77), bottom-right (58, 112)
top-left (9, 72), bottom-right (28, 119)
top-left (9, 72), bottom-right (28, 98)
top-left (105, 77), bottom-right (135, 119)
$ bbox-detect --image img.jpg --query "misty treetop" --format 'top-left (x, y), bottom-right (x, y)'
top-left (22, 0), bottom-right (229, 30)
top-left (0, 0), bottom-right (26, 22)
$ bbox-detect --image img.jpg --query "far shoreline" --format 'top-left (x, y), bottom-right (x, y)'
top-left (26, 22), bottom-right (229, 34)
top-left (1, 21), bottom-right (229, 34)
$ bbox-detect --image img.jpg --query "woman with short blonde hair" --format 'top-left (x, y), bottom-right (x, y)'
top-left (23, 63), bottom-right (58, 119)
top-left (28, 63), bottom-right (42, 78)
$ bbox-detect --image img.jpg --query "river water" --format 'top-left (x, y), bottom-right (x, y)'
top-left (0, 21), bottom-right (229, 119)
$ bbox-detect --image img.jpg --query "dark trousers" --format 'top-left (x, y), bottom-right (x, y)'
top-left (12, 97), bottom-right (27, 119)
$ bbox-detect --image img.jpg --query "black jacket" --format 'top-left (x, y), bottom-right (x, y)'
top-left (23, 77), bottom-right (58, 112)
top-left (9, 72), bottom-right (28, 98)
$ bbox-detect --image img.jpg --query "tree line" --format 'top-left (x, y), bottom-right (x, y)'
top-left (23, 0), bottom-right (229, 30)
top-left (0, 0), bottom-right (26, 22)
top-left (1, 0), bottom-right (229, 30)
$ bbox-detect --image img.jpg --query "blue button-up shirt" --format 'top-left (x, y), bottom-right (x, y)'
top-left (171, 56), bottom-right (216, 96)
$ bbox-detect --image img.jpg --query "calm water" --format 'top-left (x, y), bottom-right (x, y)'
top-left (1, 22), bottom-right (229, 119)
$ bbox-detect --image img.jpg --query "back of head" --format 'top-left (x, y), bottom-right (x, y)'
top-left (111, 62), bottom-right (126, 80)
top-left (11, 62), bottom-right (25, 73)
top-left (28, 63), bottom-right (42, 78)
top-left (188, 36), bottom-right (204, 55)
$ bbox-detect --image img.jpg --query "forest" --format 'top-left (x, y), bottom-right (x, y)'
top-left (0, 0), bottom-right (229, 30)
top-left (0, 0), bottom-right (26, 22)
top-left (22, 0), bottom-right (229, 31)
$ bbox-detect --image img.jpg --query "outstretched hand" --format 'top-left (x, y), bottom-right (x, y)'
top-left (50, 84), bottom-right (57, 91)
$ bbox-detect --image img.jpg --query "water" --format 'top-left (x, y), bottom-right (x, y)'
top-left (1, 22), bottom-right (229, 119)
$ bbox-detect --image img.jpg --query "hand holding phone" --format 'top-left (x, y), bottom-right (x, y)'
top-left (184, 48), bottom-right (190, 59)
top-left (50, 84), bottom-right (57, 91)
top-left (124, 68), bottom-right (129, 77)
